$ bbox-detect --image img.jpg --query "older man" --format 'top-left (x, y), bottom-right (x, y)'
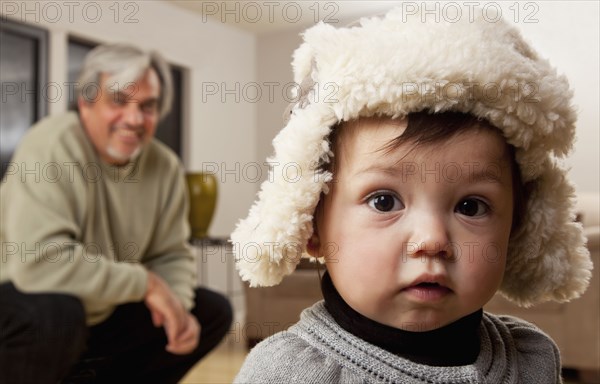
top-left (0, 44), bottom-right (232, 383)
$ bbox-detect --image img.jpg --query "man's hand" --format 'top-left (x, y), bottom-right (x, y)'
top-left (144, 271), bottom-right (201, 355)
top-left (166, 313), bottom-right (201, 354)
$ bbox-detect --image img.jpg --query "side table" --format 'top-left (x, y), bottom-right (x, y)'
top-left (189, 237), bottom-right (245, 326)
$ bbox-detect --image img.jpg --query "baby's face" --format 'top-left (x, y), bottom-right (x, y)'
top-left (317, 117), bottom-right (514, 331)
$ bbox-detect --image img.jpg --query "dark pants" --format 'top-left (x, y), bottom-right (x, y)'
top-left (0, 283), bottom-right (233, 384)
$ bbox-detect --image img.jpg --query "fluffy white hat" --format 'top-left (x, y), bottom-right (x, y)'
top-left (231, 8), bottom-right (592, 306)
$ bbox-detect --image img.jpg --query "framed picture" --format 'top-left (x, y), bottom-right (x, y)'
top-left (0, 19), bottom-right (48, 179)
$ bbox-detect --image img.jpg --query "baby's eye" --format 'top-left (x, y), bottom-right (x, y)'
top-left (455, 198), bottom-right (489, 217)
top-left (367, 193), bottom-right (403, 212)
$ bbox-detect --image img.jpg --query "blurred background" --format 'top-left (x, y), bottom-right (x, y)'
top-left (1, 1), bottom-right (598, 382)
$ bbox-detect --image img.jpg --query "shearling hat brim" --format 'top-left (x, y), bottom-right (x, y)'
top-left (231, 8), bottom-right (592, 306)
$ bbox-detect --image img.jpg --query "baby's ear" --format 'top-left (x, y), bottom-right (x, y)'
top-left (306, 201), bottom-right (324, 257)
top-left (306, 231), bottom-right (320, 258)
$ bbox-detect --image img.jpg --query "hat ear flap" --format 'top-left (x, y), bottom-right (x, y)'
top-left (501, 160), bottom-right (592, 305)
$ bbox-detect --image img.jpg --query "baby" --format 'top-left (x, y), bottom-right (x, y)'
top-left (232, 7), bottom-right (592, 383)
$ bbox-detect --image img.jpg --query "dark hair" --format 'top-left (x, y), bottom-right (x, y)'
top-left (324, 111), bottom-right (527, 232)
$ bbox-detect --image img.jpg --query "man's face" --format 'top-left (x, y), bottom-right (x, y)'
top-left (79, 68), bottom-right (161, 165)
top-left (314, 117), bottom-right (514, 331)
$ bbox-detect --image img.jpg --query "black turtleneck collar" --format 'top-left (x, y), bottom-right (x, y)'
top-left (321, 271), bottom-right (482, 366)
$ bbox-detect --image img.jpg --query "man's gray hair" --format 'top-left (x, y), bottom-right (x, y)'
top-left (75, 43), bottom-right (173, 119)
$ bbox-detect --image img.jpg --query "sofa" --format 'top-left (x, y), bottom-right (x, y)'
top-left (244, 193), bottom-right (599, 379)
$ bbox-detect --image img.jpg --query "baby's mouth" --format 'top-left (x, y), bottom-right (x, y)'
top-left (415, 282), bottom-right (444, 288)
top-left (402, 280), bottom-right (453, 301)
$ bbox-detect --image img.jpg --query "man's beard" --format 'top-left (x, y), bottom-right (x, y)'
top-left (106, 144), bottom-right (142, 164)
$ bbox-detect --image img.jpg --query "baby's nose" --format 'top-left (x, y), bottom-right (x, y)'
top-left (405, 213), bottom-right (452, 259)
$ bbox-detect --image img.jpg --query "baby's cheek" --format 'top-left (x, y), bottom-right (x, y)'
top-left (460, 255), bottom-right (505, 297)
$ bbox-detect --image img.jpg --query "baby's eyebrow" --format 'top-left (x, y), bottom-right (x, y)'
top-left (354, 163), bottom-right (509, 185)
top-left (467, 158), bottom-right (514, 185)
top-left (468, 169), bottom-right (504, 184)
top-left (354, 164), bottom-right (402, 176)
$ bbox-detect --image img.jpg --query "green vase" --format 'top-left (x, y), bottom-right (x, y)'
top-left (185, 173), bottom-right (218, 239)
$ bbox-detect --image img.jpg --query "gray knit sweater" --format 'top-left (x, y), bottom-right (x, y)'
top-left (234, 301), bottom-right (561, 383)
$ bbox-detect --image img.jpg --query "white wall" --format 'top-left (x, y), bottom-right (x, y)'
top-left (256, 27), bottom-right (304, 177)
top-left (1, 1), bottom-right (258, 237)
top-left (256, 1), bottom-right (600, 194)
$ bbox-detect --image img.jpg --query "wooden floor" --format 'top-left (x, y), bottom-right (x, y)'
top-left (180, 338), bottom-right (248, 384)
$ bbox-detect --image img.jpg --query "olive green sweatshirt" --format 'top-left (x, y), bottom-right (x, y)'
top-left (0, 112), bottom-right (196, 325)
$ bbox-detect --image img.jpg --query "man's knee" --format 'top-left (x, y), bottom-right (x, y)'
top-left (192, 288), bottom-right (233, 334)
top-left (37, 293), bottom-right (88, 352)
top-left (1, 284), bottom-right (87, 365)
top-left (189, 288), bottom-right (233, 359)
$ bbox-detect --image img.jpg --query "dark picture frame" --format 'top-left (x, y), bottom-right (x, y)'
top-left (0, 19), bottom-right (49, 179)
